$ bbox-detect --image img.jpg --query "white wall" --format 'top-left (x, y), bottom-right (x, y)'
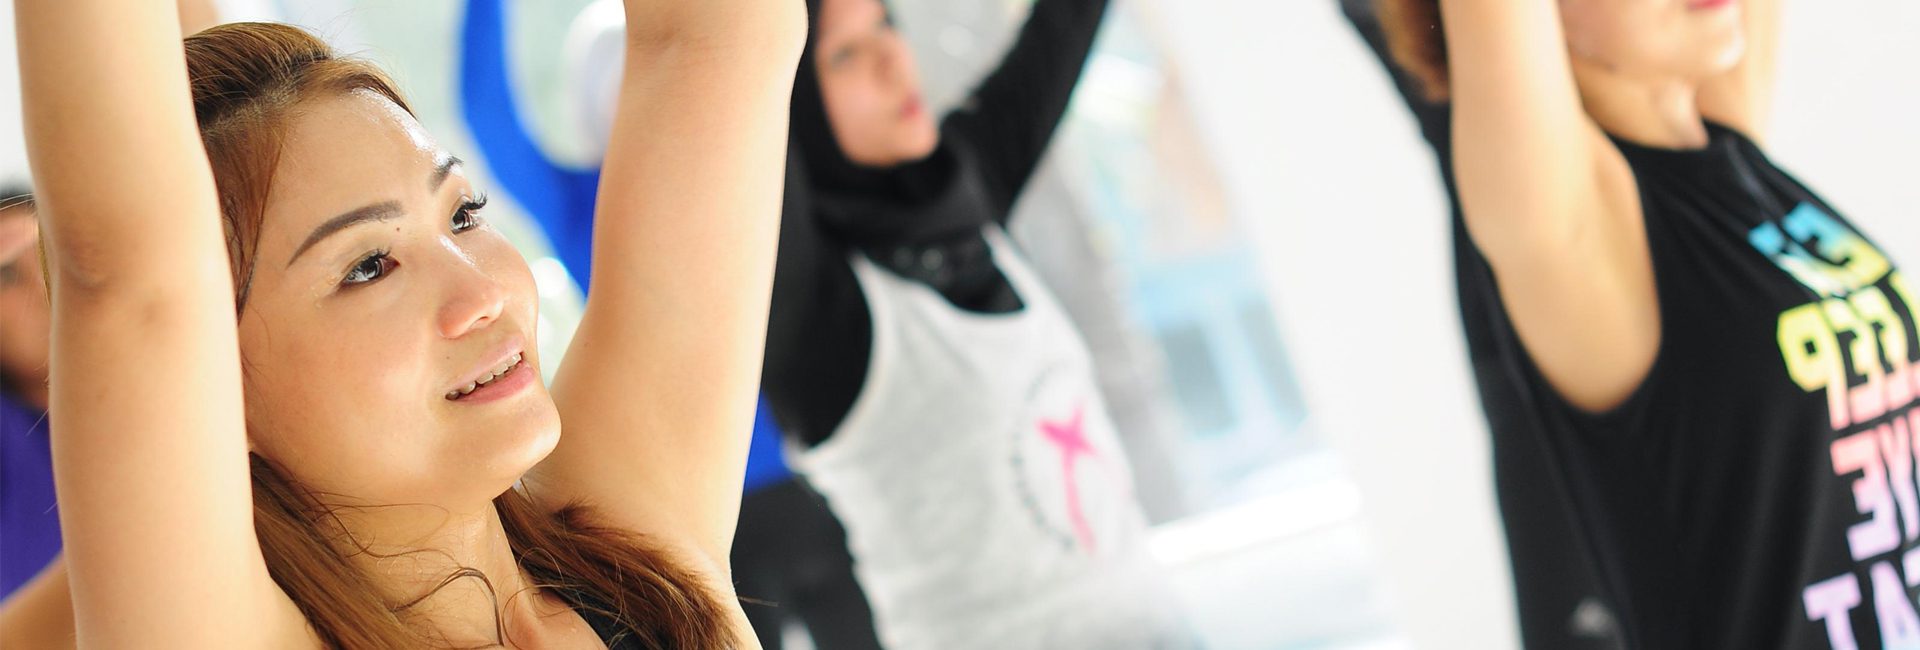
top-left (1, 1), bottom-right (22, 185)
top-left (1145, 2), bottom-right (1514, 647)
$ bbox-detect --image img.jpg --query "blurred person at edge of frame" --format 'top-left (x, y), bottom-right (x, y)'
top-left (1352, 0), bottom-right (1916, 649)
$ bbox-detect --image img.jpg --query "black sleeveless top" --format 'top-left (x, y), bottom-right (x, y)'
top-left (575, 607), bottom-right (645, 649)
top-left (1460, 121), bottom-right (1919, 649)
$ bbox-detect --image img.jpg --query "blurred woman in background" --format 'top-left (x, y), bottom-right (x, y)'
top-left (0, 187), bottom-right (57, 603)
top-left (762, 0), bottom-right (1198, 646)
top-left (11, 0), bottom-right (800, 647)
top-left (1372, 0), bottom-right (1917, 648)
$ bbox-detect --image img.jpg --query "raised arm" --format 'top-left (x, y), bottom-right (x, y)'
top-left (1442, 0), bottom-right (1659, 412)
top-left (14, 0), bottom-right (303, 645)
top-left (1697, 0), bottom-right (1780, 142)
top-left (532, 0), bottom-right (807, 565)
top-left (943, 0), bottom-right (1112, 218)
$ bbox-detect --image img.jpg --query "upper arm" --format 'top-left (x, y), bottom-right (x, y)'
top-left (1698, 0), bottom-right (1781, 142)
top-left (530, 2), bottom-right (807, 565)
top-left (1442, 0), bottom-right (1661, 413)
top-left (943, 0), bottom-right (1112, 217)
top-left (14, 1), bottom-right (303, 644)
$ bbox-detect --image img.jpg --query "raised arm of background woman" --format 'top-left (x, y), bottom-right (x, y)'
top-left (1441, 0), bottom-right (1666, 413)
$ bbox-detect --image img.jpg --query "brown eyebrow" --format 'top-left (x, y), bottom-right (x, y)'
top-left (284, 154), bottom-right (465, 269)
top-left (429, 154), bottom-right (463, 192)
top-left (285, 201), bottom-right (403, 269)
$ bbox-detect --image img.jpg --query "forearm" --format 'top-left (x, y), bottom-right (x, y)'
top-left (950, 0), bottom-right (1113, 212)
top-left (620, 0), bottom-right (807, 59)
top-left (1441, 0), bottom-right (1596, 249)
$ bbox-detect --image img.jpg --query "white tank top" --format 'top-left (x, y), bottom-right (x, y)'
top-left (793, 227), bottom-right (1196, 649)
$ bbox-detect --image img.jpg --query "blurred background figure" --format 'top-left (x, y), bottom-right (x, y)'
top-left (1336, 3), bottom-right (1620, 648)
top-left (756, 0), bottom-right (1202, 644)
top-left (1355, 0), bottom-right (1918, 648)
top-left (0, 184), bottom-right (54, 600)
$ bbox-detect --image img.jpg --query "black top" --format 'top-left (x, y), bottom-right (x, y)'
top-left (578, 605), bottom-right (648, 650)
top-left (1346, 3), bottom-right (1920, 649)
top-left (1525, 124), bottom-right (1915, 650)
top-left (763, 0), bottom-right (1112, 446)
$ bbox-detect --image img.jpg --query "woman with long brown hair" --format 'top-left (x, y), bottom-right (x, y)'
top-left (12, 0), bottom-right (801, 646)
top-left (1368, 0), bottom-right (1916, 648)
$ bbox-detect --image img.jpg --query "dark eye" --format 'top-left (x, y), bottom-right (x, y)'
top-left (828, 45), bottom-right (857, 68)
top-left (342, 250), bottom-right (395, 286)
top-left (452, 193), bottom-right (489, 234)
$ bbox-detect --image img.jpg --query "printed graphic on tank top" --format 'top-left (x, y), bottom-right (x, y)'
top-left (1460, 121), bottom-right (1918, 650)
top-left (792, 227), bottom-right (1194, 650)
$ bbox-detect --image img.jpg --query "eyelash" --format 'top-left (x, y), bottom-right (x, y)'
top-left (338, 193), bottom-right (491, 288)
top-left (341, 249), bottom-right (393, 287)
top-left (452, 193), bottom-right (488, 234)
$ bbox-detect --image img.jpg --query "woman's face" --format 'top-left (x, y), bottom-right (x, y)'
top-left (237, 90), bottom-right (560, 508)
top-left (813, 0), bottom-right (940, 167)
top-left (1560, 0), bottom-right (1746, 81)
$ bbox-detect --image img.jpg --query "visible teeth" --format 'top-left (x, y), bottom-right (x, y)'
top-left (445, 354), bottom-right (524, 400)
top-left (490, 357), bottom-right (517, 378)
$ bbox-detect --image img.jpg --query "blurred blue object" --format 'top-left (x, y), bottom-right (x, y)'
top-left (458, 0), bottom-right (793, 490)
top-left (458, 0), bottom-right (601, 291)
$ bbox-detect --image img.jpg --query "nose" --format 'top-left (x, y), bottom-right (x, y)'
top-left (434, 245), bottom-right (508, 340)
top-left (877, 33), bottom-right (913, 86)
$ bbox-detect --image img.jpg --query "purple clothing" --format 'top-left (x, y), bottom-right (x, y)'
top-left (1, 391), bottom-right (57, 598)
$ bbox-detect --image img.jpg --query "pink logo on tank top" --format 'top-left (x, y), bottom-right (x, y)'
top-left (1039, 405), bottom-right (1099, 553)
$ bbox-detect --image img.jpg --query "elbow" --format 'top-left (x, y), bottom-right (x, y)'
top-left (45, 240), bottom-right (238, 312)
top-left (621, 2), bottom-right (807, 66)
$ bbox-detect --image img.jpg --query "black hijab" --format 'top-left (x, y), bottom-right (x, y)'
top-left (791, 0), bottom-right (994, 250)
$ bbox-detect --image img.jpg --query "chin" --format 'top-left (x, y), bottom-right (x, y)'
top-left (455, 400), bottom-right (564, 497)
top-left (902, 129), bottom-right (940, 162)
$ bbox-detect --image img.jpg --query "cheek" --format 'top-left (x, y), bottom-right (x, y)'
top-left (823, 74), bottom-right (877, 124)
top-left (472, 233), bottom-right (538, 316)
top-left (1563, 0), bottom-right (1694, 64)
top-left (238, 300), bottom-right (436, 489)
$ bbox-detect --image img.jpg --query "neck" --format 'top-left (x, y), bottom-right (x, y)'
top-left (328, 496), bottom-right (567, 646)
top-left (1572, 58), bottom-right (1709, 150)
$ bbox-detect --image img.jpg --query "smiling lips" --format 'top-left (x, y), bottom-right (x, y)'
top-left (1688, 0), bottom-right (1735, 10)
top-left (446, 352), bottom-right (524, 401)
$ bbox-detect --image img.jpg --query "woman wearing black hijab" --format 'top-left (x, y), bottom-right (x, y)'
top-left (763, 0), bottom-right (1197, 646)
